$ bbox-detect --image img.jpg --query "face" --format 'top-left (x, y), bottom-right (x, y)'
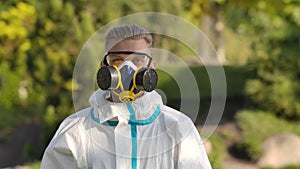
top-left (105, 38), bottom-right (155, 102)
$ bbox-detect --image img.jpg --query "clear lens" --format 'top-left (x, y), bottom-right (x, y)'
top-left (106, 55), bottom-right (124, 67)
top-left (106, 52), bottom-right (151, 67)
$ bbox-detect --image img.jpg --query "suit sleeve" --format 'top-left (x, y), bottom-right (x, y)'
top-left (40, 137), bottom-right (77, 169)
top-left (176, 118), bottom-right (212, 169)
top-left (40, 115), bottom-right (86, 169)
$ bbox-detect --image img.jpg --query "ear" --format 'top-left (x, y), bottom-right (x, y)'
top-left (150, 60), bottom-right (156, 69)
top-left (102, 56), bottom-right (110, 66)
top-left (100, 60), bottom-right (105, 67)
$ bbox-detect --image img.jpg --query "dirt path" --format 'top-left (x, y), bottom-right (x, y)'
top-left (223, 160), bottom-right (258, 169)
top-left (223, 152), bottom-right (259, 169)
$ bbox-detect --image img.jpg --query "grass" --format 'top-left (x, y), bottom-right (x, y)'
top-left (208, 133), bottom-right (226, 169)
top-left (25, 161), bottom-right (41, 169)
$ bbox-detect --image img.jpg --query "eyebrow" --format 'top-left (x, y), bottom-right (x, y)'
top-left (105, 51), bottom-right (151, 58)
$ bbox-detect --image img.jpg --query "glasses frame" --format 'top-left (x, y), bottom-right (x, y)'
top-left (104, 51), bottom-right (152, 67)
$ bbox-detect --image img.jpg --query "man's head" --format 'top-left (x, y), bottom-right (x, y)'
top-left (102, 24), bottom-right (154, 68)
top-left (98, 24), bottom-right (157, 103)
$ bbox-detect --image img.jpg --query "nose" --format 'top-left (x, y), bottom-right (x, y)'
top-left (120, 65), bottom-right (135, 90)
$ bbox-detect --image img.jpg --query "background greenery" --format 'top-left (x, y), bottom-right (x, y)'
top-left (0, 0), bottom-right (300, 168)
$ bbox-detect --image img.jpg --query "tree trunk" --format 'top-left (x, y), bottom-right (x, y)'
top-left (200, 3), bottom-right (226, 65)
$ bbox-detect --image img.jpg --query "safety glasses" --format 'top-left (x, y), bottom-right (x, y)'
top-left (104, 51), bottom-right (152, 67)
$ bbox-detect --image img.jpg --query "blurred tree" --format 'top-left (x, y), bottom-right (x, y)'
top-left (0, 2), bottom-right (37, 108)
top-left (226, 0), bottom-right (300, 119)
top-left (25, 0), bottom-right (98, 145)
top-left (182, 0), bottom-right (227, 64)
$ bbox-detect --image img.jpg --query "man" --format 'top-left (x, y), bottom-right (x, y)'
top-left (41, 24), bottom-right (212, 169)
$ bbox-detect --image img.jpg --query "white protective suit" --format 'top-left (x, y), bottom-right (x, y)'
top-left (41, 89), bottom-right (212, 169)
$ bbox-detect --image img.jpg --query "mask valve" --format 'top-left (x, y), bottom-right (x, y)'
top-left (134, 68), bottom-right (158, 92)
top-left (97, 66), bottom-right (120, 90)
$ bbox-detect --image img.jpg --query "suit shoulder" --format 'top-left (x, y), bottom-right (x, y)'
top-left (54, 107), bottom-right (91, 137)
top-left (159, 105), bottom-right (194, 124)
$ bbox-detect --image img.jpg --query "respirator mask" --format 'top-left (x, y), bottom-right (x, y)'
top-left (97, 51), bottom-right (158, 103)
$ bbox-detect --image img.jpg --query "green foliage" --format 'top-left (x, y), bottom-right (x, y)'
top-left (236, 110), bottom-right (300, 160)
top-left (25, 0), bottom-right (94, 146)
top-left (223, 28), bottom-right (253, 65)
top-left (25, 161), bottom-right (41, 169)
top-left (0, 2), bottom-right (37, 108)
top-left (227, 1), bottom-right (300, 166)
top-left (246, 70), bottom-right (300, 118)
top-left (208, 134), bottom-right (226, 169)
top-left (227, 0), bottom-right (300, 119)
top-left (0, 63), bottom-right (20, 108)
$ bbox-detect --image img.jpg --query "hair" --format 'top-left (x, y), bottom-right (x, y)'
top-left (104, 24), bottom-right (153, 53)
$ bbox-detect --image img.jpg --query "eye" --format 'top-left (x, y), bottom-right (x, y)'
top-left (132, 58), bottom-right (144, 63)
top-left (111, 58), bottom-right (123, 63)
top-left (107, 55), bottom-right (124, 66)
top-left (111, 59), bottom-right (123, 66)
top-left (132, 56), bottom-right (145, 63)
